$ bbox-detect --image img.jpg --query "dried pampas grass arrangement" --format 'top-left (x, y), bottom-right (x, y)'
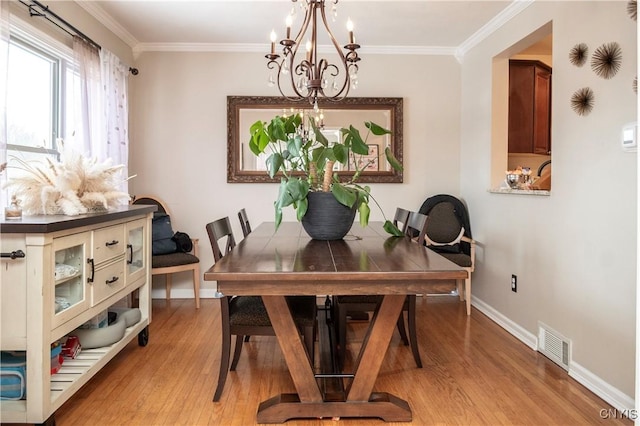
top-left (4, 147), bottom-right (132, 216)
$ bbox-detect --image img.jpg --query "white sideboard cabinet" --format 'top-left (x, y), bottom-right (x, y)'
top-left (0, 205), bottom-right (155, 425)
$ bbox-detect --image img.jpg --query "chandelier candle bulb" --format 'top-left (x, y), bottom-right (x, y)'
top-left (347, 18), bottom-right (354, 44)
top-left (270, 30), bottom-right (277, 54)
top-left (286, 14), bottom-right (292, 39)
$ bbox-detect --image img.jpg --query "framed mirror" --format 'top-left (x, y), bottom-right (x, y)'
top-left (227, 96), bottom-right (403, 183)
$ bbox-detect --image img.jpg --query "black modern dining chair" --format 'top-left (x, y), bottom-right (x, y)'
top-left (419, 194), bottom-right (476, 316)
top-left (206, 217), bottom-right (317, 402)
top-left (333, 209), bottom-right (428, 368)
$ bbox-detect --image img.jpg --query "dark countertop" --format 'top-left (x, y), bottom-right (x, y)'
top-left (0, 205), bottom-right (157, 234)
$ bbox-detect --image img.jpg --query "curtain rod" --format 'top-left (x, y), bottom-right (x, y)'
top-left (17, 0), bottom-right (139, 75)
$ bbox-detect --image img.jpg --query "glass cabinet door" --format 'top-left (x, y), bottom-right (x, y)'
top-left (53, 233), bottom-right (90, 328)
top-left (125, 218), bottom-right (147, 285)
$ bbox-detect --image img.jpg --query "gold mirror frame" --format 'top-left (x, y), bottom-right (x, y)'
top-left (227, 96), bottom-right (403, 183)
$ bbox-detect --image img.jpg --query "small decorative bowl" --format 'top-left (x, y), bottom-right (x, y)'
top-left (506, 173), bottom-right (521, 189)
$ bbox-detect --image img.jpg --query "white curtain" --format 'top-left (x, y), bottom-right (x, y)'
top-left (71, 39), bottom-right (129, 193)
top-left (100, 49), bottom-right (129, 192)
top-left (0, 2), bottom-right (9, 208)
top-left (71, 36), bottom-right (102, 158)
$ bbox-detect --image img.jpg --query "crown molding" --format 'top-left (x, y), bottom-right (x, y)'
top-left (74, 0), bottom-right (139, 48)
top-left (455, 0), bottom-right (534, 63)
top-left (361, 45), bottom-right (457, 56)
top-left (132, 42), bottom-right (456, 57)
top-left (79, 0), bottom-right (533, 61)
top-left (133, 42), bottom-right (264, 55)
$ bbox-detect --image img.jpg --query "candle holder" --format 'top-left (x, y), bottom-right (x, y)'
top-left (5, 197), bottom-right (22, 220)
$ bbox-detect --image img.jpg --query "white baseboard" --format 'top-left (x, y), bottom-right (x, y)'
top-left (471, 295), bottom-right (537, 350)
top-left (151, 288), bottom-right (220, 300)
top-left (471, 295), bottom-right (635, 415)
top-left (569, 361), bottom-right (636, 414)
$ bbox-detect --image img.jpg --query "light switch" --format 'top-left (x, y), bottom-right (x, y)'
top-left (622, 122), bottom-right (637, 152)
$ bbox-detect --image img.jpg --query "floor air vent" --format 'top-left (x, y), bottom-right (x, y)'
top-left (538, 322), bottom-right (570, 371)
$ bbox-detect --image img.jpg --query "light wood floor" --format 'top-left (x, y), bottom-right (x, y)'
top-left (53, 296), bottom-right (632, 426)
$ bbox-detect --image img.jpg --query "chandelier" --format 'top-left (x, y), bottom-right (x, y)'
top-left (265, 0), bottom-right (361, 108)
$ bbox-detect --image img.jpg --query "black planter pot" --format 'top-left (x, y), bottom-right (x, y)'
top-left (301, 191), bottom-right (356, 240)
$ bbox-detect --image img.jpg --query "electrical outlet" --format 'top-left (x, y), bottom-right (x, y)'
top-left (511, 274), bottom-right (517, 292)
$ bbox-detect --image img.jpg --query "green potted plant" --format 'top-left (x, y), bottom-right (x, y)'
top-left (248, 113), bottom-right (404, 239)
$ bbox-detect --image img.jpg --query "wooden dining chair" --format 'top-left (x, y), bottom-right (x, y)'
top-left (333, 210), bottom-right (428, 368)
top-left (393, 207), bottom-right (411, 234)
top-left (237, 208), bottom-right (252, 238)
top-left (132, 195), bottom-right (201, 308)
top-left (332, 206), bottom-right (410, 326)
top-left (206, 217), bottom-right (317, 402)
top-left (405, 210), bottom-right (428, 245)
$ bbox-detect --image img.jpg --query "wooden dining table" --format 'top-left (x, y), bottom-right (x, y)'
top-left (203, 221), bottom-right (467, 423)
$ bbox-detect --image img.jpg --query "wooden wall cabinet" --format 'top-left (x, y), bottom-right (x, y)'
top-left (508, 60), bottom-right (552, 155)
top-left (0, 206), bottom-right (155, 425)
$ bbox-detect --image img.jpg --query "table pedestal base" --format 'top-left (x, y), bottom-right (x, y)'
top-left (257, 392), bottom-right (412, 423)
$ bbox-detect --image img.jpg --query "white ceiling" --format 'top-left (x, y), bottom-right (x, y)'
top-left (76, 1), bottom-right (533, 57)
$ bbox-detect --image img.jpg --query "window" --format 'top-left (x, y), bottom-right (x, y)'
top-left (5, 32), bottom-right (75, 178)
top-left (7, 38), bottom-right (58, 151)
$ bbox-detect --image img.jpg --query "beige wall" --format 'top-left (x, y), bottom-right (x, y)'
top-left (8, 1), bottom-right (133, 64)
top-left (460, 1), bottom-right (636, 401)
top-left (128, 51), bottom-right (462, 293)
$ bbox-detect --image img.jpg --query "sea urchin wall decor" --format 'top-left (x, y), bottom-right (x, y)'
top-left (628, 0), bottom-right (637, 21)
top-left (591, 42), bottom-right (622, 79)
top-left (569, 43), bottom-right (588, 67)
top-left (571, 87), bottom-right (595, 116)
